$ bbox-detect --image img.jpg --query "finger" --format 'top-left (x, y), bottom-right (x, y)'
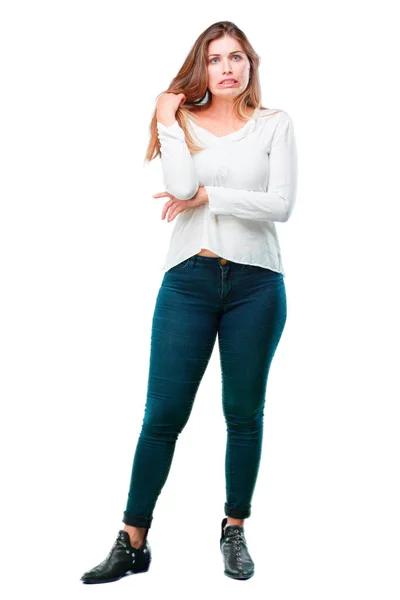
top-left (167, 206), bottom-right (180, 222)
top-left (161, 200), bottom-right (172, 219)
top-left (162, 200), bottom-right (175, 220)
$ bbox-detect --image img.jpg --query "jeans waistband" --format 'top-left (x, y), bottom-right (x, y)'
top-left (189, 254), bottom-right (244, 269)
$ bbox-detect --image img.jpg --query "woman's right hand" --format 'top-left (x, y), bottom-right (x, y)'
top-left (156, 92), bottom-right (187, 117)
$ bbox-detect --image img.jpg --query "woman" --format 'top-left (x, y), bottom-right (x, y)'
top-left (81, 20), bottom-right (297, 584)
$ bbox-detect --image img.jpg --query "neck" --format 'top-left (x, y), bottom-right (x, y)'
top-left (206, 99), bottom-right (256, 120)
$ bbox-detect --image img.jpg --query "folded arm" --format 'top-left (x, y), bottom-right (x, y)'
top-left (204, 112), bottom-right (298, 222)
top-left (156, 120), bottom-right (200, 200)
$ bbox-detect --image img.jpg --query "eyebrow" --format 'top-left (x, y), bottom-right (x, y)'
top-left (207, 50), bottom-right (244, 57)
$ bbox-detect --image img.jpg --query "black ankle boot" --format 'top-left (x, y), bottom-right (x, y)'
top-left (80, 529), bottom-right (151, 584)
top-left (220, 517), bottom-right (255, 580)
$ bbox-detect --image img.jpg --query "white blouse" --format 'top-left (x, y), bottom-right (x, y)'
top-left (156, 107), bottom-right (298, 276)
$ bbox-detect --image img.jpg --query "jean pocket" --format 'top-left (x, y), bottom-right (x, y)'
top-left (240, 263), bottom-right (281, 276)
top-left (167, 257), bottom-right (193, 272)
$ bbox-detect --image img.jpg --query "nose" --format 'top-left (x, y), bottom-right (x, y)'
top-left (221, 58), bottom-right (233, 74)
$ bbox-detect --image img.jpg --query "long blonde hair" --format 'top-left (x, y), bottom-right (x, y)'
top-left (145, 21), bottom-right (271, 160)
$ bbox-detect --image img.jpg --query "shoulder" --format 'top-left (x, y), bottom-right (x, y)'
top-left (258, 108), bottom-right (292, 122)
top-left (257, 109), bottom-right (294, 137)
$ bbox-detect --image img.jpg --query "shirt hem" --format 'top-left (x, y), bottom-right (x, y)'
top-left (162, 247), bottom-right (284, 276)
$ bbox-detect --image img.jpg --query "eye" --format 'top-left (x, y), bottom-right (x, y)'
top-left (209, 54), bottom-right (242, 64)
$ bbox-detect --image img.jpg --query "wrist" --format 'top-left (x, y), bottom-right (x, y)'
top-left (156, 111), bottom-right (177, 127)
top-left (200, 186), bottom-right (209, 204)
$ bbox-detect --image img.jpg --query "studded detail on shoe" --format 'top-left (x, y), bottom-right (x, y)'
top-left (220, 517), bottom-right (255, 580)
top-left (80, 530), bottom-right (151, 584)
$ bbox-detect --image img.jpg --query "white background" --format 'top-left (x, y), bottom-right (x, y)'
top-left (1, 1), bottom-right (399, 598)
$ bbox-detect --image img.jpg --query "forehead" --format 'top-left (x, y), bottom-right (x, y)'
top-left (207, 37), bottom-right (245, 56)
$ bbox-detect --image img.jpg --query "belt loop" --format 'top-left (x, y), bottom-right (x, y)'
top-left (192, 254), bottom-right (197, 268)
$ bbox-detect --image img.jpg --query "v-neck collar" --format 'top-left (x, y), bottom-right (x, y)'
top-left (188, 107), bottom-right (259, 142)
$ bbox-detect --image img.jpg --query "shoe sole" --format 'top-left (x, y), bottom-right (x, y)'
top-left (224, 569), bottom-right (254, 580)
top-left (81, 561), bottom-right (151, 584)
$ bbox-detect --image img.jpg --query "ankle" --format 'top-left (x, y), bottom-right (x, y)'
top-left (226, 518), bottom-right (244, 527)
top-left (123, 524), bottom-right (147, 547)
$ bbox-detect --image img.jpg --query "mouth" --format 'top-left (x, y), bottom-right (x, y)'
top-left (219, 79), bottom-right (238, 87)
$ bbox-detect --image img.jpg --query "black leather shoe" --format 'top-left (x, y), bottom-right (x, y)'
top-left (220, 517), bottom-right (255, 580)
top-left (80, 530), bottom-right (151, 584)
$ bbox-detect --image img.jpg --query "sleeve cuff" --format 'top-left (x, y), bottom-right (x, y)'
top-left (204, 185), bottom-right (233, 216)
top-left (156, 120), bottom-right (185, 141)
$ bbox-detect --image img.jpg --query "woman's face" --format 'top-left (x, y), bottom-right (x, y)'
top-left (206, 36), bottom-right (251, 98)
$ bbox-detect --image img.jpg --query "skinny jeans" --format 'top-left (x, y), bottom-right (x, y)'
top-left (122, 254), bottom-right (287, 529)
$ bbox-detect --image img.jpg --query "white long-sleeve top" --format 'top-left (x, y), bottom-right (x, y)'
top-left (156, 107), bottom-right (298, 276)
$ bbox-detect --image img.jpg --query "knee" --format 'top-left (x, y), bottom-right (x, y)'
top-left (140, 412), bottom-right (188, 443)
top-left (224, 407), bottom-right (264, 432)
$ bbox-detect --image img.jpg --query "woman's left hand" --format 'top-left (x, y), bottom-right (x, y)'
top-left (153, 186), bottom-right (208, 222)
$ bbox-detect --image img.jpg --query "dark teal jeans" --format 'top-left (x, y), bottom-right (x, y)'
top-left (123, 254), bottom-right (287, 529)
